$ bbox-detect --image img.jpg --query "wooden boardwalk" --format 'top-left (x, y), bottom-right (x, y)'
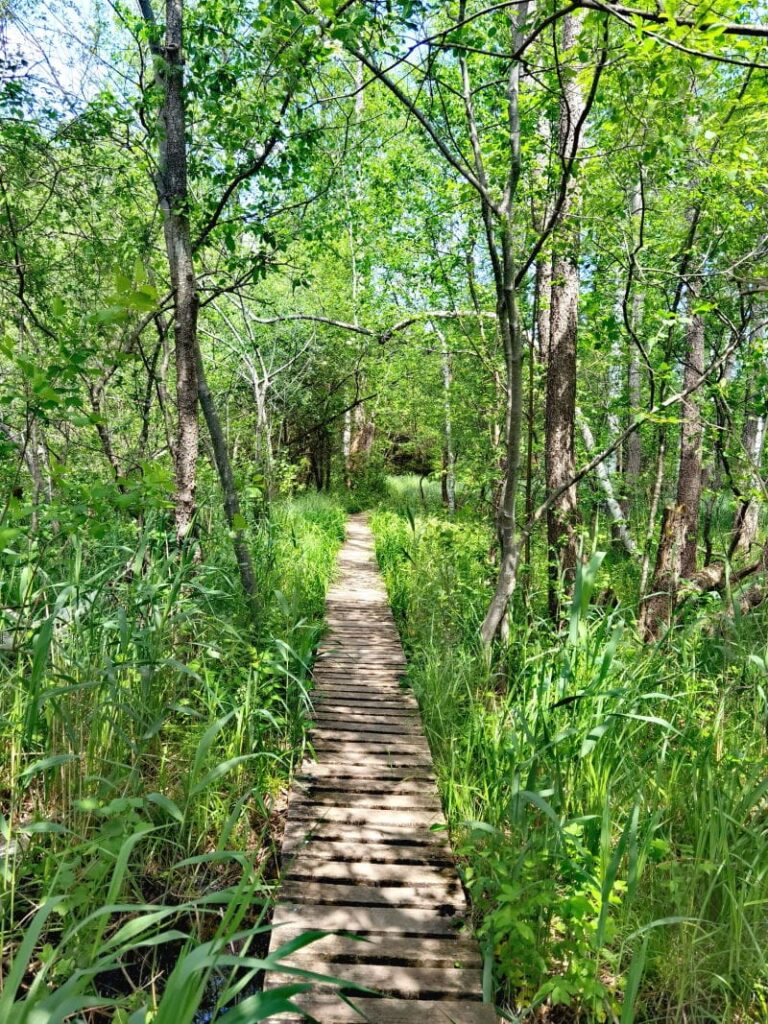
top-left (267, 516), bottom-right (495, 1023)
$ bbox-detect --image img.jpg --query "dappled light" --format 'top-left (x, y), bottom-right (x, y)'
top-left (2, 0), bottom-right (768, 1021)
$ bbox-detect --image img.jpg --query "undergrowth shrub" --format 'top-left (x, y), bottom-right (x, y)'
top-left (371, 505), bottom-right (768, 1024)
top-left (0, 491), bottom-right (345, 1020)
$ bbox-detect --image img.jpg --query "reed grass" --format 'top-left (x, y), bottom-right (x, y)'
top-left (0, 491), bottom-right (345, 1020)
top-left (371, 490), bottom-right (768, 1023)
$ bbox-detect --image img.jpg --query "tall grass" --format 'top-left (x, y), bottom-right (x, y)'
top-left (371, 504), bottom-right (768, 1023)
top-left (0, 491), bottom-right (345, 1020)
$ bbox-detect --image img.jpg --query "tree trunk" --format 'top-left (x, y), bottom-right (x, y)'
top-left (733, 402), bottom-right (765, 555)
top-left (342, 408), bottom-right (352, 488)
top-left (478, 2), bottom-right (529, 644)
top-left (676, 289), bottom-right (705, 577)
top-left (480, 293), bottom-right (524, 645)
top-left (533, 113), bottom-right (552, 364)
top-left (138, 335), bottom-right (163, 456)
top-left (625, 182), bottom-right (644, 487)
top-left (88, 384), bottom-right (125, 490)
top-left (535, 256), bottom-right (552, 364)
top-left (0, 416), bottom-right (50, 530)
top-left (140, 0), bottom-right (199, 542)
top-left (545, 12), bottom-right (584, 619)
top-left (438, 327), bottom-right (456, 515)
top-left (195, 344), bottom-right (256, 602)
top-left (626, 345), bottom-right (643, 484)
top-left (348, 404), bottom-right (374, 472)
top-left (639, 429), bottom-right (666, 598)
top-left (639, 503), bottom-right (686, 640)
top-left (577, 408), bottom-right (638, 557)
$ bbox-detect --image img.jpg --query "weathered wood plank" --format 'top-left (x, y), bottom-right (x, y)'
top-left (287, 805), bottom-right (444, 828)
top-left (270, 932), bottom-right (482, 967)
top-left (311, 701), bottom-right (418, 716)
top-left (312, 717), bottom-right (422, 736)
top-left (272, 996), bottom-right (496, 1024)
top-left (265, 516), bottom-right (491, 1019)
top-left (282, 821), bottom-right (451, 849)
top-left (284, 858), bottom-right (457, 886)
top-left (271, 903), bottom-right (466, 936)
top-left (296, 764), bottom-right (436, 783)
top-left (292, 788), bottom-right (442, 811)
top-left (266, 963), bottom-right (483, 997)
top-left (278, 879), bottom-right (464, 909)
top-left (310, 729), bottom-right (430, 750)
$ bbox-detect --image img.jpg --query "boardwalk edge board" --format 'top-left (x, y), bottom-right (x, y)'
top-left (265, 516), bottom-right (496, 1023)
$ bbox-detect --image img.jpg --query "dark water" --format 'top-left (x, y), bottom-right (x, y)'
top-left (192, 970), bottom-right (264, 1024)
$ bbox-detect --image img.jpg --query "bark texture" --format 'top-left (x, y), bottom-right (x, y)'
top-left (577, 408), bottom-right (638, 557)
top-left (639, 503), bottom-right (686, 639)
top-left (195, 345), bottom-right (256, 602)
top-left (625, 181), bottom-right (644, 486)
top-left (676, 294), bottom-right (705, 577)
top-left (733, 403), bottom-right (766, 555)
top-left (478, 3), bottom-right (529, 644)
top-left (545, 12), bottom-right (584, 618)
top-left (439, 327), bottom-right (456, 515)
top-left (141, 0), bottom-right (200, 541)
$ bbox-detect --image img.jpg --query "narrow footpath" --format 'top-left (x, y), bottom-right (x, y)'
top-left (267, 515), bottom-right (496, 1023)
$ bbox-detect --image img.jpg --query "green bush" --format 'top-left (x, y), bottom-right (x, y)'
top-left (370, 504), bottom-right (768, 1023)
top-left (0, 492), bottom-right (346, 1021)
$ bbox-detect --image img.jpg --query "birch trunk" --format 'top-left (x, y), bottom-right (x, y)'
top-left (577, 408), bottom-right (638, 557)
top-left (438, 326), bottom-right (456, 515)
top-left (625, 181), bottom-right (644, 486)
top-left (545, 12), bottom-right (583, 619)
top-left (733, 405), bottom-right (766, 555)
top-left (676, 290), bottom-right (705, 577)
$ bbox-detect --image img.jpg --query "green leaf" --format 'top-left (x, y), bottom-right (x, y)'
top-left (19, 754), bottom-right (77, 780)
top-left (147, 792), bottom-right (184, 823)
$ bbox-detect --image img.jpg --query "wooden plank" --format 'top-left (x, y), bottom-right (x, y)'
top-left (312, 690), bottom-right (414, 704)
top-left (282, 841), bottom-right (453, 865)
top-left (301, 756), bottom-right (434, 771)
top-left (278, 880), bottom-right (463, 909)
top-left (313, 672), bottom-right (408, 683)
top-left (310, 729), bottom-right (429, 748)
top-left (312, 704), bottom-right (418, 718)
top-left (296, 764), bottom-right (436, 782)
top-left (282, 821), bottom-right (451, 850)
top-left (271, 903), bottom-right (467, 936)
top-left (268, 932), bottom-right (481, 967)
top-left (272, 996), bottom-right (496, 1024)
top-left (284, 858), bottom-right (457, 886)
top-left (286, 805), bottom-right (444, 828)
top-left (297, 775), bottom-right (435, 793)
top-left (312, 717), bottom-right (422, 736)
top-left (266, 963), bottom-right (482, 997)
top-left (310, 729), bottom-right (428, 746)
top-left (312, 702), bottom-right (417, 716)
top-left (292, 790), bottom-right (442, 811)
